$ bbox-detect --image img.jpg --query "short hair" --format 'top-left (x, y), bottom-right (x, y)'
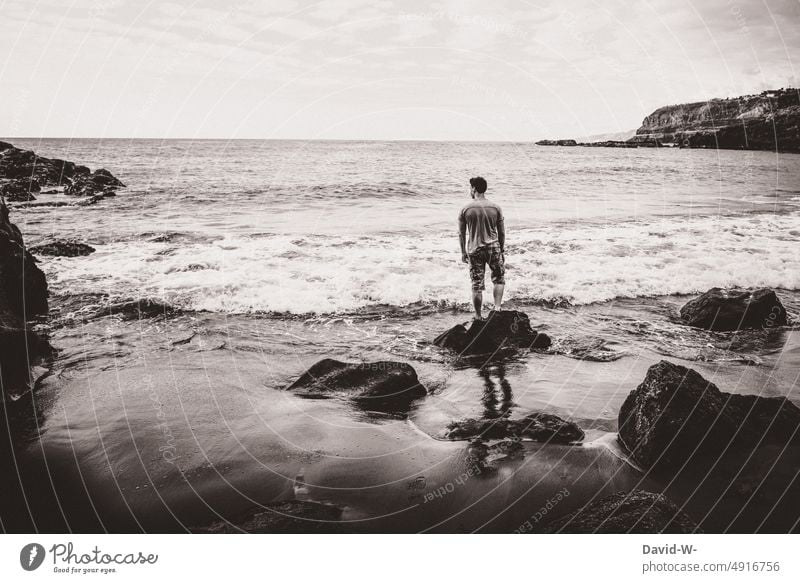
top-left (469, 176), bottom-right (487, 194)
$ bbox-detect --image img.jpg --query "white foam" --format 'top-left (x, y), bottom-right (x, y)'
top-left (44, 212), bottom-right (800, 314)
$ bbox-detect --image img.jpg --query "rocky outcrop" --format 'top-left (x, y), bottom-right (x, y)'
top-left (535, 139), bottom-right (577, 146)
top-left (618, 361), bottom-right (800, 471)
top-left (434, 310), bottom-right (551, 357)
top-left (0, 141), bottom-right (125, 200)
top-left (542, 490), bottom-right (700, 533)
top-left (445, 412), bottom-right (584, 444)
top-left (30, 241), bottom-right (95, 257)
top-left (65, 168), bottom-right (125, 197)
top-left (680, 287), bottom-right (788, 331)
top-left (0, 179), bottom-right (40, 202)
top-left (0, 198), bottom-right (50, 396)
top-left (535, 88), bottom-right (799, 151)
top-left (633, 88), bottom-right (800, 152)
top-left (286, 358), bottom-right (427, 410)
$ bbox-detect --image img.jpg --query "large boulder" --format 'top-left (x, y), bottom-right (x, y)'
top-left (618, 360), bottom-right (800, 471)
top-left (0, 180), bottom-right (38, 202)
top-left (434, 310), bottom-right (551, 356)
top-left (542, 490), bottom-right (700, 533)
top-left (65, 169), bottom-right (125, 197)
top-left (445, 412), bottom-right (584, 444)
top-left (680, 287), bottom-right (788, 331)
top-left (30, 241), bottom-right (95, 257)
top-left (0, 199), bottom-right (48, 319)
top-left (0, 198), bottom-right (50, 396)
top-left (286, 358), bottom-right (427, 410)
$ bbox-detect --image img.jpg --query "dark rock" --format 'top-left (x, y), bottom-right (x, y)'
top-left (65, 168), bottom-right (126, 198)
top-left (0, 199), bottom-right (48, 319)
top-left (193, 500), bottom-right (347, 533)
top-left (434, 310), bottom-right (551, 356)
top-left (0, 198), bottom-right (51, 396)
top-left (445, 412), bottom-right (584, 444)
top-left (97, 298), bottom-right (176, 321)
top-left (680, 287), bottom-right (788, 331)
top-left (618, 360), bottom-right (800, 471)
top-left (286, 358), bottom-right (427, 409)
top-left (1, 180), bottom-right (38, 202)
top-left (0, 141), bottom-right (125, 190)
top-left (30, 241), bottom-right (95, 257)
top-left (535, 139), bottom-right (578, 146)
top-left (542, 490), bottom-right (700, 533)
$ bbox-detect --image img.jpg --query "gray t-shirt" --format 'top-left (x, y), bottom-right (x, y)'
top-left (459, 199), bottom-right (504, 254)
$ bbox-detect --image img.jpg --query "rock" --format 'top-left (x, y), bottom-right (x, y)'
top-left (0, 141), bottom-right (124, 190)
top-left (542, 490), bottom-right (700, 533)
top-left (0, 198), bottom-right (51, 396)
top-left (286, 358), bottom-right (427, 409)
top-left (434, 310), bottom-right (551, 356)
top-left (445, 412), bottom-right (584, 444)
top-left (0, 199), bottom-right (48, 319)
top-left (618, 360), bottom-right (800, 471)
top-left (65, 168), bottom-right (125, 197)
top-left (535, 139), bottom-right (578, 146)
top-left (30, 241), bottom-right (95, 257)
top-left (97, 298), bottom-right (176, 321)
top-left (193, 500), bottom-right (347, 533)
top-left (680, 287), bottom-right (788, 331)
top-left (0, 180), bottom-right (38, 202)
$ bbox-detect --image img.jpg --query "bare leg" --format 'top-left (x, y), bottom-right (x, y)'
top-left (472, 290), bottom-right (483, 319)
top-left (493, 283), bottom-right (505, 311)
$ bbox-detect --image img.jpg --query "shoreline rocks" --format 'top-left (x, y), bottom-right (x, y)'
top-left (30, 241), bottom-right (95, 257)
top-left (542, 490), bottom-right (700, 533)
top-left (618, 360), bottom-right (800, 471)
top-left (680, 287), bottom-right (788, 331)
top-left (434, 310), bottom-right (551, 357)
top-left (287, 358), bottom-right (427, 411)
top-left (0, 141), bottom-right (125, 203)
top-left (444, 412), bottom-right (584, 444)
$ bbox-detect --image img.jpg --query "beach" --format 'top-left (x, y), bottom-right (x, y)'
top-left (3, 138), bottom-right (800, 532)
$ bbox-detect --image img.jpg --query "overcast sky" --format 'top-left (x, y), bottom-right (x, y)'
top-left (1, 0), bottom-right (798, 140)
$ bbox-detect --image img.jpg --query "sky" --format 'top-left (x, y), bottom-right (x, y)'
top-left (1, 0), bottom-right (798, 141)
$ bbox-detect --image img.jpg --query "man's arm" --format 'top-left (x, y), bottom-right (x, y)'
top-left (497, 219), bottom-right (505, 253)
top-left (458, 213), bottom-right (468, 263)
top-left (497, 208), bottom-right (505, 252)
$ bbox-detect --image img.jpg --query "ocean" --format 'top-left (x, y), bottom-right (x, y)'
top-left (7, 138), bottom-right (800, 532)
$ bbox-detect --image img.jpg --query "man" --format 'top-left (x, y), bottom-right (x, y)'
top-left (458, 176), bottom-right (505, 320)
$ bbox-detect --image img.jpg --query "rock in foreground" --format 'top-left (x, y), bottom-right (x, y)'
top-left (445, 412), bottom-right (584, 444)
top-left (680, 287), bottom-right (788, 331)
top-left (618, 360), bottom-right (800, 471)
top-left (542, 490), bottom-right (700, 533)
top-left (287, 358), bottom-right (427, 410)
top-left (0, 198), bottom-right (50, 396)
top-left (30, 241), bottom-right (95, 257)
top-left (434, 310), bottom-right (551, 357)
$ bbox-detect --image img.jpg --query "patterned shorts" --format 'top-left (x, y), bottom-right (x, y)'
top-left (468, 243), bottom-right (505, 291)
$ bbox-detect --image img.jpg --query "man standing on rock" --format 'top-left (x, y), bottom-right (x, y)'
top-left (459, 176), bottom-right (505, 320)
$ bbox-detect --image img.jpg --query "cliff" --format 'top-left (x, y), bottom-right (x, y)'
top-left (631, 88), bottom-right (800, 151)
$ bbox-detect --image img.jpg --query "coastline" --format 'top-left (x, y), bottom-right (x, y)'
top-left (2, 139), bottom-right (800, 534)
